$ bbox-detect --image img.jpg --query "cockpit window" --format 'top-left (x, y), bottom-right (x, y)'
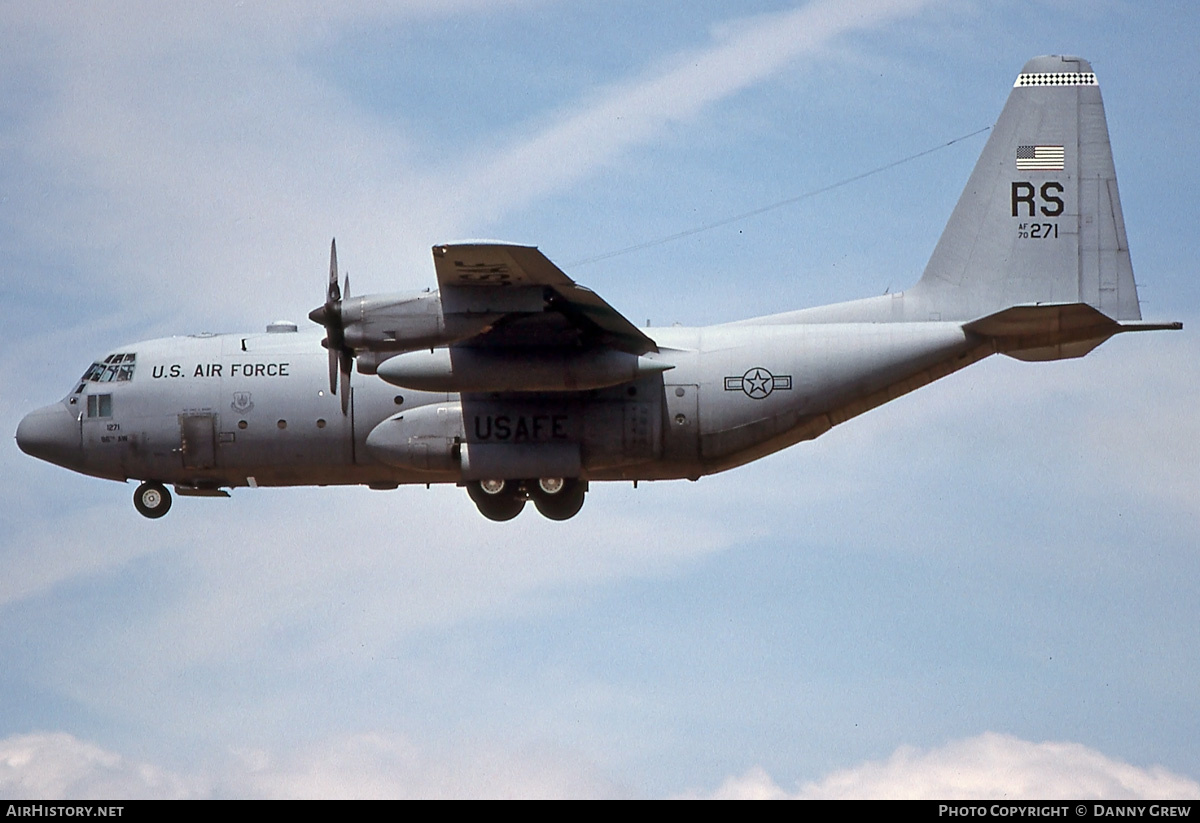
top-left (81, 353), bottom-right (136, 383)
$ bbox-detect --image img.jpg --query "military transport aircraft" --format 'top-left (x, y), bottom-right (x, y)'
top-left (16, 56), bottom-right (1182, 521)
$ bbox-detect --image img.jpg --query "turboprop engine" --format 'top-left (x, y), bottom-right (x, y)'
top-left (335, 291), bottom-right (500, 357)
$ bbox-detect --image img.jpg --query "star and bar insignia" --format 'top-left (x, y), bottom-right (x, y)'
top-left (724, 367), bottom-right (792, 399)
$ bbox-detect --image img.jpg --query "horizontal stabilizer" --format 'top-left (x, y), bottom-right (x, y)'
top-left (964, 303), bottom-right (1182, 361)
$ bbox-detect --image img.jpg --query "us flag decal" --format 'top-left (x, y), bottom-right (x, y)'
top-left (1016, 145), bottom-right (1065, 171)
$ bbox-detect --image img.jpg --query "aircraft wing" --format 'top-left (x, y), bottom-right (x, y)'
top-left (432, 243), bottom-right (658, 355)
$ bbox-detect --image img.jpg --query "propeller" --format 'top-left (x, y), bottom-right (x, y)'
top-left (308, 239), bottom-right (354, 415)
top-left (337, 272), bottom-right (352, 416)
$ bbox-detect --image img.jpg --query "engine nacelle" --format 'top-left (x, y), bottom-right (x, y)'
top-left (339, 291), bottom-right (499, 355)
top-left (376, 347), bottom-right (672, 393)
top-left (364, 403), bottom-right (465, 473)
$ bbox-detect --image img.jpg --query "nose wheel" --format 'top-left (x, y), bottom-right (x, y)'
top-left (133, 481), bottom-right (172, 519)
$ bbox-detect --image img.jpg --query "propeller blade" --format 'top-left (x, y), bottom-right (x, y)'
top-left (339, 349), bottom-right (353, 416)
top-left (328, 346), bottom-right (339, 397)
top-left (318, 238), bottom-right (345, 396)
top-left (328, 239), bottom-right (340, 303)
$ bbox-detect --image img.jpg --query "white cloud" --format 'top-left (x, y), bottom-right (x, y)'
top-left (0, 731), bottom-right (615, 799)
top-left (228, 732), bottom-right (617, 799)
top-left (688, 733), bottom-right (1200, 800)
top-left (456, 0), bottom-right (937, 221)
top-left (0, 733), bottom-right (198, 800)
top-left (9, 731), bottom-right (1197, 800)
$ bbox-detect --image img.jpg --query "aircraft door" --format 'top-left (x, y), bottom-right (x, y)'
top-left (179, 413), bottom-right (217, 470)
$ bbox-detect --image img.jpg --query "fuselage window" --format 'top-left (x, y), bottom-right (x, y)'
top-left (86, 394), bottom-right (113, 418)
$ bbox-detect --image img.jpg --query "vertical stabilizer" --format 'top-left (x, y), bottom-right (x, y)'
top-left (909, 55), bottom-right (1140, 321)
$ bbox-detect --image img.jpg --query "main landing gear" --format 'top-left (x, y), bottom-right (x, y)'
top-left (466, 478), bottom-right (587, 522)
top-left (133, 481), bottom-right (172, 519)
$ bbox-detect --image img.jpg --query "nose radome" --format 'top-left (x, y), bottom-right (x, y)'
top-left (15, 402), bottom-right (81, 468)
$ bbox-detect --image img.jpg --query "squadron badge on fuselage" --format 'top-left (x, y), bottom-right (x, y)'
top-left (231, 392), bottom-right (254, 414)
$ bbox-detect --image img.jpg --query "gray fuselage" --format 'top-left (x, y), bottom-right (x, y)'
top-left (23, 319), bottom-right (974, 491)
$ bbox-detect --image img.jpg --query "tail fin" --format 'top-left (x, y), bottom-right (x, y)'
top-left (909, 55), bottom-right (1141, 322)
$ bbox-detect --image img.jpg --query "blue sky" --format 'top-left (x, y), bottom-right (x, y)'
top-left (2, 0), bottom-right (1198, 798)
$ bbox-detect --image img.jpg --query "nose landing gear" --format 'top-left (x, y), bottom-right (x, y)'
top-left (133, 481), bottom-right (172, 519)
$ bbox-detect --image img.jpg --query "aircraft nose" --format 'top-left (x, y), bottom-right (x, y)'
top-left (16, 402), bottom-right (81, 468)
